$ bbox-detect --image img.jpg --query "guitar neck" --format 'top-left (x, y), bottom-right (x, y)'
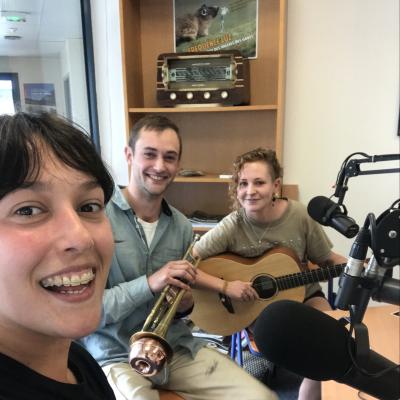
top-left (276, 263), bottom-right (346, 291)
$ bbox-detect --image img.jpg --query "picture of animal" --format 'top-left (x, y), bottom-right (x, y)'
top-left (175, 4), bottom-right (219, 46)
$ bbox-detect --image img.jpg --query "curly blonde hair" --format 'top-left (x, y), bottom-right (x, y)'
top-left (229, 147), bottom-right (283, 211)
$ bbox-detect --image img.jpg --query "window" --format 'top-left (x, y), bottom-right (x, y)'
top-left (0, 73), bottom-right (20, 114)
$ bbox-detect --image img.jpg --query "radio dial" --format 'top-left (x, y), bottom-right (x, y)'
top-left (203, 92), bottom-right (211, 99)
top-left (186, 92), bottom-right (194, 100)
top-left (169, 92), bottom-right (177, 100)
top-left (221, 91), bottom-right (228, 99)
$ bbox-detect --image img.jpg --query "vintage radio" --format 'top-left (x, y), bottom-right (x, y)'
top-left (157, 50), bottom-right (250, 107)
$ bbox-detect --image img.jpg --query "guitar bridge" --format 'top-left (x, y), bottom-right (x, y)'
top-left (218, 293), bottom-right (235, 314)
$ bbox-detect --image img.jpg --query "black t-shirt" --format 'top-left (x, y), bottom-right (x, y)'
top-left (0, 342), bottom-right (116, 400)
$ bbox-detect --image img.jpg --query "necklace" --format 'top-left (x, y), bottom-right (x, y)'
top-left (246, 213), bottom-right (273, 244)
top-left (250, 223), bottom-right (271, 244)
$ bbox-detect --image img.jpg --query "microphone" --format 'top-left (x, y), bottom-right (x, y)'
top-left (307, 196), bottom-right (359, 238)
top-left (254, 300), bottom-right (400, 400)
top-left (334, 220), bottom-right (371, 310)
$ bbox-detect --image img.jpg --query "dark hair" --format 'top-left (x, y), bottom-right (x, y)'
top-left (0, 112), bottom-right (114, 202)
top-left (128, 115), bottom-right (182, 159)
top-left (229, 147), bottom-right (283, 210)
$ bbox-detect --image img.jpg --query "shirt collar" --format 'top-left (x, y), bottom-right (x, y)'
top-left (112, 185), bottom-right (172, 216)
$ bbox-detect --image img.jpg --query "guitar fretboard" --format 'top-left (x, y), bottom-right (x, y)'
top-left (276, 264), bottom-right (346, 291)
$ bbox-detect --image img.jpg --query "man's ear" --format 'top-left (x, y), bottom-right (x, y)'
top-left (124, 146), bottom-right (133, 165)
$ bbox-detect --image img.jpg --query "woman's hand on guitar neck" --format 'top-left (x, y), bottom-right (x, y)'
top-left (225, 280), bottom-right (259, 302)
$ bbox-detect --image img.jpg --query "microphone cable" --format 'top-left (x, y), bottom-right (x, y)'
top-left (346, 305), bottom-right (400, 379)
top-left (333, 152), bottom-right (370, 200)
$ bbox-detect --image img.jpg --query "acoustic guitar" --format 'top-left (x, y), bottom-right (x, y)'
top-left (189, 247), bottom-right (346, 336)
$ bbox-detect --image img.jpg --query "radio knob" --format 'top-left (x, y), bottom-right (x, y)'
top-left (186, 92), bottom-right (194, 100)
top-left (203, 92), bottom-right (211, 99)
top-left (169, 92), bottom-right (177, 100)
top-left (221, 91), bottom-right (228, 99)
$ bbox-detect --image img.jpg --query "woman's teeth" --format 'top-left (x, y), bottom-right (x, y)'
top-left (41, 269), bottom-right (95, 288)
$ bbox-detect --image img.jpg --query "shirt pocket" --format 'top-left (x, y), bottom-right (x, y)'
top-left (114, 240), bottom-right (147, 278)
top-left (150, 247), bottom-right (183, 272)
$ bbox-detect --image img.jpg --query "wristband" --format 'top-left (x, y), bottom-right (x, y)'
top-left (221, 280), bottom-right (228, 295)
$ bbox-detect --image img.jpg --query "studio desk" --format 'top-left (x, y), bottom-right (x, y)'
top-left (322, 304), bottom-right (399, 400)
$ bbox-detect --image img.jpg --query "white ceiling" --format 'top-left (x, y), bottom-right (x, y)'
top-left (0, 0), bottom-right (83, 56)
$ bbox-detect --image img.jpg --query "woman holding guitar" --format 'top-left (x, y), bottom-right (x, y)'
top-left (193, 147), bottom-right (347, 400)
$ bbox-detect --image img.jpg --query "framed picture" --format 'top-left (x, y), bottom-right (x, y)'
top-left (24, 83), bottom-right (56, 106)
top-left (174, 0), bottom-right (258, 59)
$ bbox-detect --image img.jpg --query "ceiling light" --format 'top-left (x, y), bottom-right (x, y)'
top-left (1, 10), bottom-right (30, 23)
top-left (4, 35), bottom-right (22, 40)
top-left (6, 15), bottom-right (25, 22)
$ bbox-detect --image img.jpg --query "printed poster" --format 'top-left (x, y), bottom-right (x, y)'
top-left (24, 83), bottom-right (56, 106)
top-left (174, 0), bottom-right (258, 59)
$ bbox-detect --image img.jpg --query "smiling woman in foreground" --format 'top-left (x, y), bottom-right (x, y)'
top-left (0, 112), bottom-right (116, 399)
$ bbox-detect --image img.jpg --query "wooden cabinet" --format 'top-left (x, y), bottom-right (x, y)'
top-left (119, 0), bottom-right (288, 217)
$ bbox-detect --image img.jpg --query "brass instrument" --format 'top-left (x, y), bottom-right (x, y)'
top-left (129, 234), bottom-right (201, 377)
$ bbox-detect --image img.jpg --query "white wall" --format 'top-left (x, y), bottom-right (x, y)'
top-left (283, 0), bottom-right (399, 259)
top-left (60, 38), bottom-right (90, 132)
top-left (91, 0), bottom-right (128, 183)
top-left (283, 0), bottom-right (399, 299)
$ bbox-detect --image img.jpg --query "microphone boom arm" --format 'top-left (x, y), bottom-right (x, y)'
top-left (335, 153), bottom-right (400, 205)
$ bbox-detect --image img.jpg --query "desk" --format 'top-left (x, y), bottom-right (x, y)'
top-left (322, 305), bottom-right (400, 400)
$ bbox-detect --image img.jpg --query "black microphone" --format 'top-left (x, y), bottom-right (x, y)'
top-left (334, 225), bottom-right (371, 310)
top-left (254, 300), bottom-right (400, 400)
top-left (307, 196), bottom-right (359, 238)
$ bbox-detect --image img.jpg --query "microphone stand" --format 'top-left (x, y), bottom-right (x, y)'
top-left (312, 152), bottom-right (400, 396)
top-left (335, 206), bottom-right (400, 378)
top-left (334, 153), bottom-right (400, 207)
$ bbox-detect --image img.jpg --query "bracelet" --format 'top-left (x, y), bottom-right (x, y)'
top-left (221, 280), bottom-right (228, 295)
top-left (174, 303), bottom-right (195, 319)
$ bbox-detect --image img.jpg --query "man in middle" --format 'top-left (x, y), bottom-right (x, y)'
top-left (81, 115), bottom-right (278, 400)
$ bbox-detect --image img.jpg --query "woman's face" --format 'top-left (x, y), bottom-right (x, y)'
top-left (237, 161), bottom-right (280, 218)
top-left (0, 151), bottom-right (114, 342)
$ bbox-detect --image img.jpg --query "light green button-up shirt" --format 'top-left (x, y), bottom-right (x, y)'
top-left (80, 186), bottom-right (205, 367)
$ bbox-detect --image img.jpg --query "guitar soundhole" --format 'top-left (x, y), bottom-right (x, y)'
top-left (252, 275), bottom-right (277, 299)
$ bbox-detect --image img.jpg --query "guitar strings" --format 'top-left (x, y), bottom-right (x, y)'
top-left (251, 265), bottom-right (345, 288)
top-left (250, 263), bottom-right (346, 290)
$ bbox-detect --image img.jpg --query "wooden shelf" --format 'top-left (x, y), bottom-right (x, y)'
top-left (192, 225), bottom-right (217, 233)
top-left (120, 0), bottom-right (288, 216)
top-left (129, 105), bottom-right (278, 114)
top-left (174, 174), bottom-right (231, 183)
